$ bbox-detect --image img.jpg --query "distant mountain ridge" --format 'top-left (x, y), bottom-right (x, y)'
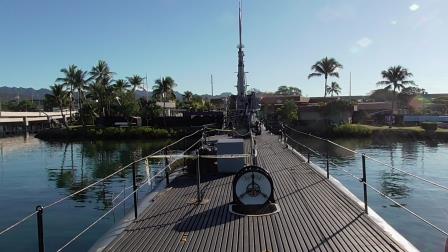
top-left (0, 86), bottom-right (233, 101)
top-left (0, 86), bottom-right (51, 100)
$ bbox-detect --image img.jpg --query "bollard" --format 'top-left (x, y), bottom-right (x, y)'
top-left (36, 205), bottom-right (44, 252)
top-left (132, 163), bottom-right (138, 219)
top-left (361, 154), bottom-right (368, 214)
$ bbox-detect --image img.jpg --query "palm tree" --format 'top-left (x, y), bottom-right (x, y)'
top-left (89, 61), bottom-right (114, 116)
top-left (127, 75), bottom-right (145, 92)
top-left (326, 82), bottom-right (341, 97)
top-left (153, 77), bottom-right (177, 125)
top-left (56, 65), bottom-right (78, 119)
top-left (183, 91), bottom-right (193, 102)
top-left (90, 60), bottom-right (114, 85)
top-left (308, 57), bottom-right (343, 97)
top-left (48, 84), bottom-right (69, 127)
top-left (152, 77), bottom-right (177, 101)
top-left (377, 65), bottom-right (415, 115)
top-left (113, 79), bottom-right (131, 93)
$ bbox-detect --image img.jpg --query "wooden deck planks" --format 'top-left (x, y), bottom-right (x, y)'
top-left (103, 133), bottom-right (406, 252)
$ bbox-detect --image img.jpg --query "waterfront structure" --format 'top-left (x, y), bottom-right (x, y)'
top-left (0, 110), bottom-right (72, 136)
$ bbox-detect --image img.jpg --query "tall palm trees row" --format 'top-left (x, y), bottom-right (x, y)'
top-left (308, 57), bottom-right (416, 113)
top-left (50, 60), bottom-right (178, 125)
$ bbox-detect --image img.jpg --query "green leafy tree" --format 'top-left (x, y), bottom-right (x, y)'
top-left (377, 65), bottom-right (415, 114)
top-left (432, 97), bottom-right (448, 114)
top-left (138, 98), bottom-right (162, 124)
top-left (275, 86), bottom-right (302, 95)
top-left (308, 57), bottom-right (343, 97)
top-left (326, 82), bottom-right (341, 97)
top-left (368, 89), bottom-right (394, 102)
top-left (278, 100), bottom-right (298, 124)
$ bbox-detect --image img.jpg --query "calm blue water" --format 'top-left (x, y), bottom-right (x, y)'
top-left (0, 136), bottom-right (172, 251)
top-left (1, 135), bottom-right (448, 251)
top-left (287, 135), bottom-right (448, 252)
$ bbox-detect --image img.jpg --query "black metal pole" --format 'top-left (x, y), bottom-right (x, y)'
top-left (196, 150), bottom-right (202, 202)
top-left (362, 154), bottom-right (368, 214)
top-left (164, 148), bottom-right (169, 186)
top-left (36, 205), bottom-right (44, 252)
top-left (326, 152), bottom-right (329, 179)
top-left (183, 138), bottom-right (186, 170)
top-left (307, 151), bottom-right (310, 163)
top-left (132, 163), bottom-right (138, 219)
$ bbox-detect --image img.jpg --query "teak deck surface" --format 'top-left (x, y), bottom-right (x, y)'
top-left (104, 133), bottom-right (405, 252)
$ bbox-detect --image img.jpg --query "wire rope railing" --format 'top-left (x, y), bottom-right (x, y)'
top-left (281, 124), bottom-right (448, 237)
top-left (0, 126), bottom-right (251, 251)
top-left (0, 128), bottom-right (205, 249)
top-left (283, 124), bottom-right (448, 192)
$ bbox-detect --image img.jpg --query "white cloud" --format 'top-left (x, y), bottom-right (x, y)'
top-left (409, 4), bottom-right (420, 12)
top-left (356, 37), bottom-right (373, 48)
top-left (350, 37), bottom-right (373, 54)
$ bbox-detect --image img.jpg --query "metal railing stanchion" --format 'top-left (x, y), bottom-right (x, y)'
top-left (361, 154), bottom-right (368, 214)
top-left (326, 152), bottom-right (330, 179)
top-left (132, 163), bottom-right (138, 219)
top-left (307, 152), bottom-right (310, 163)
top-left (196, 149), bottom-right (202, 203)
top-left (36, 205), bottom-right (44, 252)
top-left (164, 148), bottom-right (169, 186)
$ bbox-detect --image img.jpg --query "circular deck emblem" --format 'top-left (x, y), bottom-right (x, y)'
top-left (233, 166), bottom-right (274, 206)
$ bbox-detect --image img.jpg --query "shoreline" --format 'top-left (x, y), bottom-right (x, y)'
top-left (297, 124), bottom-right (448, 141)
top-left (34, 126), bottom-right (183, 141)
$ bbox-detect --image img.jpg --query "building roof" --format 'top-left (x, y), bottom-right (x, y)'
top-left (356, 102), bottom-right (392, 111)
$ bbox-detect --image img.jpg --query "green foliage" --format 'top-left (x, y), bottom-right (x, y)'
top-left (320, 100), bottom-right (352, 116)
top-left (420, 122), bottom-right (438, 132)
top-left (332, 124), bottom-right (373, 137)
top-left (278, 100), bottom-right (298, 124)
top-left (368, 88), bottom-right (394, 102)
top-left (275, 86), bottom-right (302, 95)
top-left (139, 98), bottom-right (162, 121)
top-left (2, 100), bottom-right (38, 112)
top-left (36, 126), bottom-right (171, 140)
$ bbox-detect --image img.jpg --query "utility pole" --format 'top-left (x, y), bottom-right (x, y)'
top-left (211, 74), bottom-right (214, 97)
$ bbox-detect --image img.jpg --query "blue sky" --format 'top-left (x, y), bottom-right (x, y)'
top-left (0, 0), bottom-right (447, 96)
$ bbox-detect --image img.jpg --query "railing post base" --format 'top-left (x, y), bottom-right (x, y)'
top-left (36, 205), bottom-right (44, 252)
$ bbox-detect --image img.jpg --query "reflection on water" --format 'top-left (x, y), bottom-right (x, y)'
top-left (380, 171), bottom-right (410, 200)
top-left (0, 136), bottom-right (173, 251)
top-left (287, 134), bottom-right (448, 252)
